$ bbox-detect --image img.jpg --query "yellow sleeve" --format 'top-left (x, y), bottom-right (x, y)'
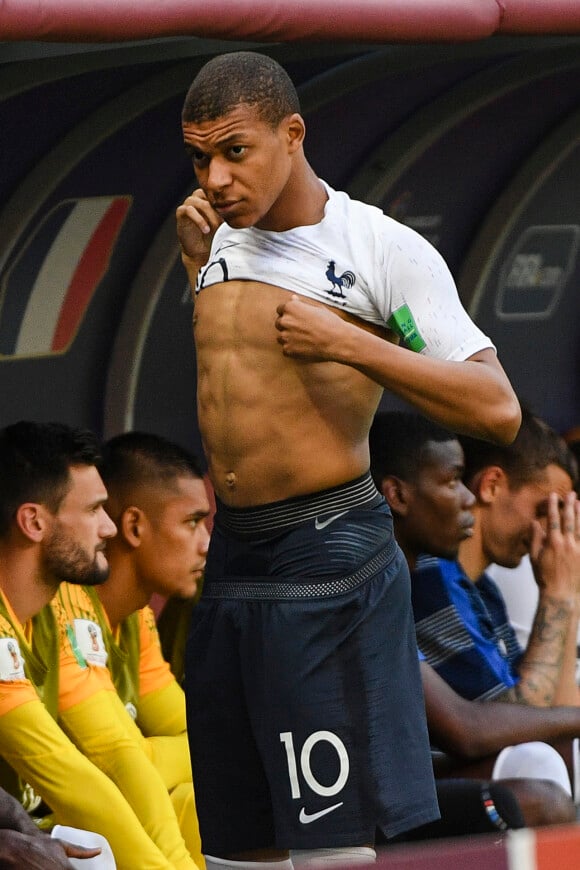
top-left (0, 700), bottom-right (177, 870)
top-left (0, 615), bottom-right (39, 717)
top-left (146, 731), bottom-right (192, 792)
top-left (138, 681), bottom-right (191, 790)
top-left (138, 678), bottom-right (187, 737)
top-left (139, 607), bottom-right (176, 698)
top-left (135, 612), bottom-right (194, 795)
top-left (60, 690), bottom-right (199, 870)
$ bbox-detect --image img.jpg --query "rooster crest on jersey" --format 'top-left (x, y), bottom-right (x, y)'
top-left (325, 260), bottom-right (356, 301)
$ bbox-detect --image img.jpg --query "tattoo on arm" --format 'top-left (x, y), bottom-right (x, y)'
top-left (516, 597), bottom-right (572, 705)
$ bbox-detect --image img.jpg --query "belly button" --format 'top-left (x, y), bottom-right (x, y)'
top-left (225, 472), bottom-right (237, 487)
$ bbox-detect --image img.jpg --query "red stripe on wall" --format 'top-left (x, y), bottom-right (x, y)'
top-left (51, 197), bottom-right (131, 352)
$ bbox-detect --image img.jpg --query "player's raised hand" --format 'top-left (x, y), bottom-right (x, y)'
top-left (530, 491), bottom-right (580, 597)
top-left (176, 188), bottom-right (223, 264)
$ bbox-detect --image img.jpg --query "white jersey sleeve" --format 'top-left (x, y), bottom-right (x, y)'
top-left (373, 213), bottom-right (494, 361)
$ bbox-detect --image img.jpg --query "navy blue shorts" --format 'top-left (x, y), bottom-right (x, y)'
top-left (185, 473), bottom-right (439, 855)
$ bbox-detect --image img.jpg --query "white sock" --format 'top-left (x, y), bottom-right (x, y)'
top-left (291, 847), bottom-right (376, 869)
top-left (205, 856), bottom-right (293, 870)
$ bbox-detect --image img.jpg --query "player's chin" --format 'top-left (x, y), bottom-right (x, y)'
top-left (171, 578), bottom-right (199, 599)
top-left (95, 551), bottom-right (109, 570)
top-left (439, 545), bottom-right (461, 562)
top-left (498, 551), bottom-right (524, 569)
top-left (224, 213), bottom-right (255, 229)
top-left (215, 201), bottom-right (252, 228)
top-left (85, 561), bottom-right (110, 586)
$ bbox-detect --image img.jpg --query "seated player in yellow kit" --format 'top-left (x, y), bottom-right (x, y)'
top-left (0, 420), bottom-right (199, 870)
top-left (51, 432), bottom-right (210, 867)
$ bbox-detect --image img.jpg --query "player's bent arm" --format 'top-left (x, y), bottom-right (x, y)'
top-left (60, 690), bottom-right (198, 870)
top-left (0, 700), bottom-right (177, 870)
top-left (422, 661), bottom-right (580, 759)
top-left (137, 609), bottom-right (187, 737)
top-left (552, 600), bottom-right (580, 707)
top-left (343, 334), bottom-right (520, 444)
top-left (146, 732), bottom-right (192, 792)
top-left (137, 644), bottom-right (190, 790)
top-left (137, 607), bottom-right (187, 738)
top-left (516, 494), bottom-right (580, 706)
top-left (55, 598), bottom-right (197, 867)
top-left (525, 493), bottom-right (580, 707)
top-left (515, 591), bottom-right (577, 707)
top-left (138, 674), bottom-right (187, 737)
top-left (274, 296), bottom-right (520, 443)
top-left (137, 634), bottom-right (190, 789)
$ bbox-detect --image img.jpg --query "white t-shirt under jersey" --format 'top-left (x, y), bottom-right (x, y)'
top-left (195, 181), bottom-right (494, 362)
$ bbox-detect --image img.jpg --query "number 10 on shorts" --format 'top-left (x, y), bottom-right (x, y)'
top-left (280, 730), bottom-right (350, 798)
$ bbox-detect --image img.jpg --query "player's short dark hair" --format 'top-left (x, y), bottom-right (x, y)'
top-left (0, 421), bottom-right (101, 536)
top-left (369, 411), bottom-right (456, 488)
top-left (182, 51), bottom-right (300, 129)
top-left (460, 406), bottom-right (578, 490)
top-left (100, 431), bottom-right (203, 497)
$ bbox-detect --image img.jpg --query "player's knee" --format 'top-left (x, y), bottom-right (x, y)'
top-left (502, 779), bottom-right (576, 828)
top-left (492, 742), bottom-right (572, 796)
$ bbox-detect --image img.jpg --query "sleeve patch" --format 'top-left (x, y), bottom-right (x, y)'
top-left (0, 637), bottom-right (26, 680)
top-left (387, 304), bottom-right (427, 353)
top-left (72, 618), bottom-right (108, 668)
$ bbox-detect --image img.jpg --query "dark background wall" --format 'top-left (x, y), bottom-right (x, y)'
top-left (1, 35), bottom-right (579, 461)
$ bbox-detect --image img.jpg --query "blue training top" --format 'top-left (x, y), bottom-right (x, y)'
top-left (411, 555), bottom-right (523, 701)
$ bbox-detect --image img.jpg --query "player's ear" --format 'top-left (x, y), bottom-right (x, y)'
top-left (120, 506), bottom-right (145, 548)
top-left (15, 503), bottom-right (46, 542)
top-left (474, 466), bottom-right (506, 505)
top-left (380, 476), bottom-right (411, 518)
top-left (284, 113), bottom-right (305, 153)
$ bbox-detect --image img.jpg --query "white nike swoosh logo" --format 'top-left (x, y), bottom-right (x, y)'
top-left (314, 510), bottom-right (348, 530)
top-left (299, 802), bottom-right (343, 824)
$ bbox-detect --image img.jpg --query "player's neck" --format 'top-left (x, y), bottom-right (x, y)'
top-left (256, 163), bottom-right (327, 232)
top-left (0, 548), bottom-right (57, 625)
top-left (396, 533), bottom-right (417, 573)
top-left (96, 563), bottom-right (147, 632)
top-left (457, 523), bottom-right (488, 582)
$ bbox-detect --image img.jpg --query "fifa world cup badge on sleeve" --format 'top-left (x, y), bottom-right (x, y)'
top-left (0, 637), bottom-right (26, 680)
top-left (71, 619), bottom-right (108, 668)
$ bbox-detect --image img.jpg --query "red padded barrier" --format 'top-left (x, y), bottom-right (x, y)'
top-left (2, 0), bottom-right (580, 44)
top-left (0, 0), bottom-right (501, 44)
top-left (499, 0), bottom-right (580, 33)
top-left (375, 835), bottom-right (510, 869)
top-left (374, 825), bottom-right (580, 869)
top-left (535, 825), bottom-right (580, 870)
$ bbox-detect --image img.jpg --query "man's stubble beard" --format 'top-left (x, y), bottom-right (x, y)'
top-left (42, 523), bottom-right (109, 588)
